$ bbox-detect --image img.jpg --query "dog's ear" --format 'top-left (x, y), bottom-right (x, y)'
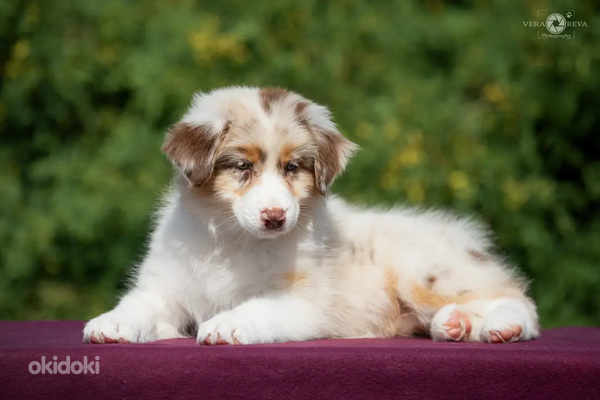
top-left (162, 121), bottom-right (229, 187)
top-left (297, 101), bottom-right (358, 194)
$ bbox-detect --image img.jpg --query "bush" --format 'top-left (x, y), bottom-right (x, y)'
top-left (1, 0), bottom-right (598, 326)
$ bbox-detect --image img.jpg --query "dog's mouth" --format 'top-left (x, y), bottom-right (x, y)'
top-left (256, 224), bottom-right (288, 239)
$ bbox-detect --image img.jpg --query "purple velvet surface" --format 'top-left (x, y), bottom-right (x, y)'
top-left (1, 322), bottom-right (599, 399)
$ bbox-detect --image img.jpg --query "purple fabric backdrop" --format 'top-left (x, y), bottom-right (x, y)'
top-left (1, 321), bottom-right (599, 399)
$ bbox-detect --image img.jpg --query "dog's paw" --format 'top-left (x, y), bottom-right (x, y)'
top-left (479, 298), bottom-right (538, 343)
top-left (197, 310), bottom-right (262, 345)
top-left (430, 303), bottom-right (472, 341)
top-left (430, 298), bottom-right (538, 344)
top-left (83, 311), bottom-right (147, 344)
top-left (486, 325), bottom-right (523, 343)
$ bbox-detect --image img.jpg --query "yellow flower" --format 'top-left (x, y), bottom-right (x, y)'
top-left (449, 171), bottom-right (469, 192)
top-left (407, 182), bottom-right (425, 203)
top-left (483, 83), bottom-right (504, 103)
top-left (188, 18), bottom-right (247, 64)
top-left (356, 122), bottom-right (374, 140)
top-left (502, 178), bottom-right (529, 210)
top-left (395, 147), bottom-right (422, 167)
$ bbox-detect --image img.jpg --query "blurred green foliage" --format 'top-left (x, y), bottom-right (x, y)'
top-left (1, 0), bottom-right (598, 327)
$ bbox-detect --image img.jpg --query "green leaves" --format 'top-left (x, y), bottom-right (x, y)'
top-left (1, 0), bottom-right (598, 325)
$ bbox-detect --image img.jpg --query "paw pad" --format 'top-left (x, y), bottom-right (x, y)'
top-left (489, 325), bottom-right (522, 343)
top-left (443, 309), bottom-right (472, 341)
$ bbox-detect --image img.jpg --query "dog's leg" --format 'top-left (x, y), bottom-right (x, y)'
top-left (83, 288), bottom-right (187, 344)
top-left (429, 297), bottom-right (539, 343)
top-left (197, 294), bottom-right (321, 345)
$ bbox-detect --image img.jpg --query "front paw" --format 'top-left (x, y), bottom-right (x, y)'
top-left (83, 310), bottom-right (147, 344)
top-left (197, 310), bottom-right (262, 345)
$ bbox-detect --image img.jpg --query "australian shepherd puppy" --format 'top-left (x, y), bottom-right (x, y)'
top-left (84, 86), bottom-right (539, 345)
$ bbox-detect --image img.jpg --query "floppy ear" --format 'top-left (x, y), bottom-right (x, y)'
top-left (299, 102), bottom-right (358, 194)
top-left (162, 121), bottom-right (229, 187)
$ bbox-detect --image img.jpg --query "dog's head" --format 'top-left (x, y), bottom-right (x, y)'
top-left (162, 86), bottom-right (357, 239)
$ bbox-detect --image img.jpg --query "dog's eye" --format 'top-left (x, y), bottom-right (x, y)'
top-left (236, 160), bottom-right (252, 171)
top-left (285, 162), bottom-right (299, 172)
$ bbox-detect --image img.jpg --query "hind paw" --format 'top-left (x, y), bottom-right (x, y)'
top-left (430, 304), bottom-right (472, 341)
top-left (488, 325), bottom-right (523, 343)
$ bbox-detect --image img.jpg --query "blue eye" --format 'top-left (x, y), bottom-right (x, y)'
top-left (285, 162), bottom-right (299, 172)
top-left (236, 161), bottom-right (252, 170)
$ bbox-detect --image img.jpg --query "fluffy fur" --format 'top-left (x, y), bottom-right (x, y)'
top-left (83, 86), bottom-right (539, 345)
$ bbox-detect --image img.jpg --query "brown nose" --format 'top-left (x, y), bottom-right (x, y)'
top-left (260, 208), bottom-right (286, 229)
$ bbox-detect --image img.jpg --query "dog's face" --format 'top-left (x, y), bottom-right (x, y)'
top-left (163, 87), bottom-right (357, 239)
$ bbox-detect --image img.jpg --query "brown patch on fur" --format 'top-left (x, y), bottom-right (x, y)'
top-left (294, 101), bottom-right (310, 127)
top-left (287, 170), bottom-right (314, 198)
top-left (384, 270), bottom-right (402, 313)
top-left (410, 285), bottom-right (479, 310)
top-left (295, 100), bottom-right (309, 114)
top-left (284, 271), bottom-right (308, 285)
top-left (202, 168), bottom-right (234, 197)
top-left (162, 121), bottom-right (230, 187)
top-left (239, 144), bottom-right (264, 164)
top-left (400, 301), bottom-right (413, 317)
top-left (233, 176), bottom-right (261, 198)
top-left (410, 286), bottom-right (451, 310)
top-left (278, 143), bottom-right (317, 199)
top-left (313, 129), bottom-right (356, 194)
top-left (260, 87), bottom-right (288, 113)
top-left (279, 143), bottom-right (296, 165)
top-left (381, 269), bottom-right (408, 336)
top-left (202, 161), bottom-right (262, 199)
top-left (283, 175), bottom-right (296, 196)
top-left (292, 100), bottom-right (357, 194)
top-left (425, 274), bottom-right (437, 288)
top-left (468, 249), bottom-right (492, 263)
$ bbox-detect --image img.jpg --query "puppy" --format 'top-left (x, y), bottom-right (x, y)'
top-left (83, 86), bottom-right (539, 345)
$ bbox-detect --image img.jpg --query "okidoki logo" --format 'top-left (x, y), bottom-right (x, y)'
top-left (28, 356), bottom-right (100, 375)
